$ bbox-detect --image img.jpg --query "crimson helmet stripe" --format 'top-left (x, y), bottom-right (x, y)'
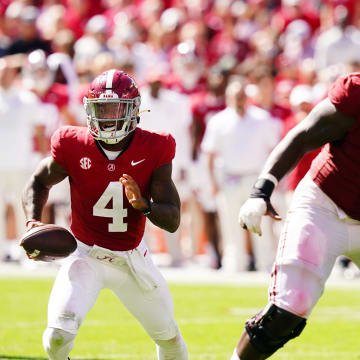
top-left (105, 69), bottom-right (116, 93)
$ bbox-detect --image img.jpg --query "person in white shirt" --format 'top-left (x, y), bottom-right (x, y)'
top-left (0, 55), bottom-right (57, 261)
top-left (314, 5), bottom-right (360, 70)
top-left (139, 73), bottom-right (193, 266)
top-left (201, 78), bottom-right (281, 272)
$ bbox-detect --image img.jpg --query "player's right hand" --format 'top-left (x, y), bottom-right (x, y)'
top-left (239, 198), bottom-right (281, 236)
top-left (21, 220), bottom-right (44, 260)
top-left (21, 220), bottom-right (44, 248)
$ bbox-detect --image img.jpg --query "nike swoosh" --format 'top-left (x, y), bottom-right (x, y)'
top-left (131, 159), bottom-right (146, 166)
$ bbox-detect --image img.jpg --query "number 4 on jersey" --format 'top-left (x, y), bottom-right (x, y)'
top-left (93, 182), bottom-right (128, 232)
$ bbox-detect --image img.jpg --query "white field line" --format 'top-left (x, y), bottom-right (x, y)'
top-left (4, 306), bottom-right (360, 330)
top-left (2, 263), bottom-right (360, 288)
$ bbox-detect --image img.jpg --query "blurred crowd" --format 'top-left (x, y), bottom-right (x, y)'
top-left (1, 0), bottom-right (360, 274)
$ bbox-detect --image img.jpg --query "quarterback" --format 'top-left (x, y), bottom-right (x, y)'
top-left (233, 72), bottom-right (360, 359)
top-left (22, 69), bottom-right (188, 360)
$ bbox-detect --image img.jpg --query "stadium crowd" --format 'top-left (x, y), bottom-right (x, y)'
top-left (1, 0), bottom-right (360, 274)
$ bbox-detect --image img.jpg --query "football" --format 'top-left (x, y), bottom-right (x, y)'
top-left (20, 224), bottom-right (77, 262)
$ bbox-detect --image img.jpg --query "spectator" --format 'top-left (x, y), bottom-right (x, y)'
top-left (314, 5), bottom-right (360, 70)
top-left (6, 6), bottom-right (51, 55)
top-left (164, 41), bottom-right (207, 95)
top-left (37, 4), bottom-right (67, 41)
top-left (73, 15), bottom-right (112, 81)
top-left (0, 55), bottom-right (49, 262)
top-left (201, 78), bottom-right (281, 272)
top-left (63, 0), bottom-right (104, 40)
top-left (189, 66), bottom-right (227, 268)
top-left (139, 69), bottom-right (193, 267)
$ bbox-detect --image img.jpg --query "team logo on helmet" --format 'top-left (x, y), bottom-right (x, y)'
top-left (80, 157), bottom-right (92, 170)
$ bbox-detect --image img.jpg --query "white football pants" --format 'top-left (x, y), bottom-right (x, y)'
top-left (269, 174), bottom-right (360, 318)
top-left (47, 240), bottom-right (181, 343)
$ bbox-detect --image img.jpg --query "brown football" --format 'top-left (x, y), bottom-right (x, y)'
top-left (20, 224), bottom-right (77, 262)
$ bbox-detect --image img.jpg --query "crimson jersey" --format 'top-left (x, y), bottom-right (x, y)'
top-left (51, 126), bottom-right (175, 250)
top-left (310, 72), bottom-right (360, 220)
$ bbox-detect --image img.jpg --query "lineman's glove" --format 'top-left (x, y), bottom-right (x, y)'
top-left (239, 176), bottom-right (282, 236)
top-left (239, 198), bottom-right (267, 236)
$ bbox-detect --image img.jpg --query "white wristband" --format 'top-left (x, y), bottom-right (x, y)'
top-left (258, 173), bottom-right (279, 187)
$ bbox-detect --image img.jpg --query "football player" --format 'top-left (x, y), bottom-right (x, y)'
top-left (22, 69), bottom-right (188, 360)
top-left (231, 72), bottom-right (360, 359)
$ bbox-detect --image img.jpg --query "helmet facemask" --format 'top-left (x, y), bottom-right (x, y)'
top-left (84, 92), bottom-right (141, 144)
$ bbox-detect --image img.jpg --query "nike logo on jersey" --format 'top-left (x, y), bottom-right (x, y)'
top-left (131, 159), bottom-right (145, 166)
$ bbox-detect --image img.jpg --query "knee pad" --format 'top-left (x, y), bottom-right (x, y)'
top-left (245, 303), bottom-right (306, 357)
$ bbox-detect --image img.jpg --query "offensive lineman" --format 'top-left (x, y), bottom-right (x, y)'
top-left (22, 69), bottom-right (188, 360)
top-left (232, 72), bottom-right (360, 359)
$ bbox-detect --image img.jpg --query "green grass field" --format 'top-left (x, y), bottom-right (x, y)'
top-left (1, 277), bottom-right (360, 359)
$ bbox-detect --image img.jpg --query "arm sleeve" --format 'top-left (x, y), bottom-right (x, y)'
top-left (328, 73), bottom-right (360, 117)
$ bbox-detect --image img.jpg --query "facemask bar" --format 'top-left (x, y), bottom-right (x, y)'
top-left (84, 96), bottom-right (141, 144)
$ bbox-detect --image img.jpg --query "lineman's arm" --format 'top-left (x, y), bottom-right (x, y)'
top-left (240, 98), bottom-right (356, 235)
top-left (261, 98), bottom-right (355, 180)
top-left (22, 156), bottom-right (69, 225)
top-left (120, 163), bottom-right (181, 233)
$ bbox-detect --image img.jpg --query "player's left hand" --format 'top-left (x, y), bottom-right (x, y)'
top-left (239, 198), bottom-right (281, 236)
top-left (120, 174), bottom-right (149, 211)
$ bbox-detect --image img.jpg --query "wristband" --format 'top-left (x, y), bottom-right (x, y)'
top-left (141, 198), bottom-right (152, 216)
top-left (258, 172), bottom-right (279, 187)
top-left (250, 178), bottom-right (276, 200)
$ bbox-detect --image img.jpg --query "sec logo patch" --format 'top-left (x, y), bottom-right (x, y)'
top-left (80, 157), bottom-right (92, 170)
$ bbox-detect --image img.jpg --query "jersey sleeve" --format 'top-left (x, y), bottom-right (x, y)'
top-left (50, 127), bottom-right (68, 170)
top-left (155, 133), bottom-right (176, 169)
top-left (328, 73), bottom-right (360, 117)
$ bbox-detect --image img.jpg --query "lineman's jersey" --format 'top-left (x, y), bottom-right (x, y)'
top-left (310, 72), bottom-right (360, 221)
